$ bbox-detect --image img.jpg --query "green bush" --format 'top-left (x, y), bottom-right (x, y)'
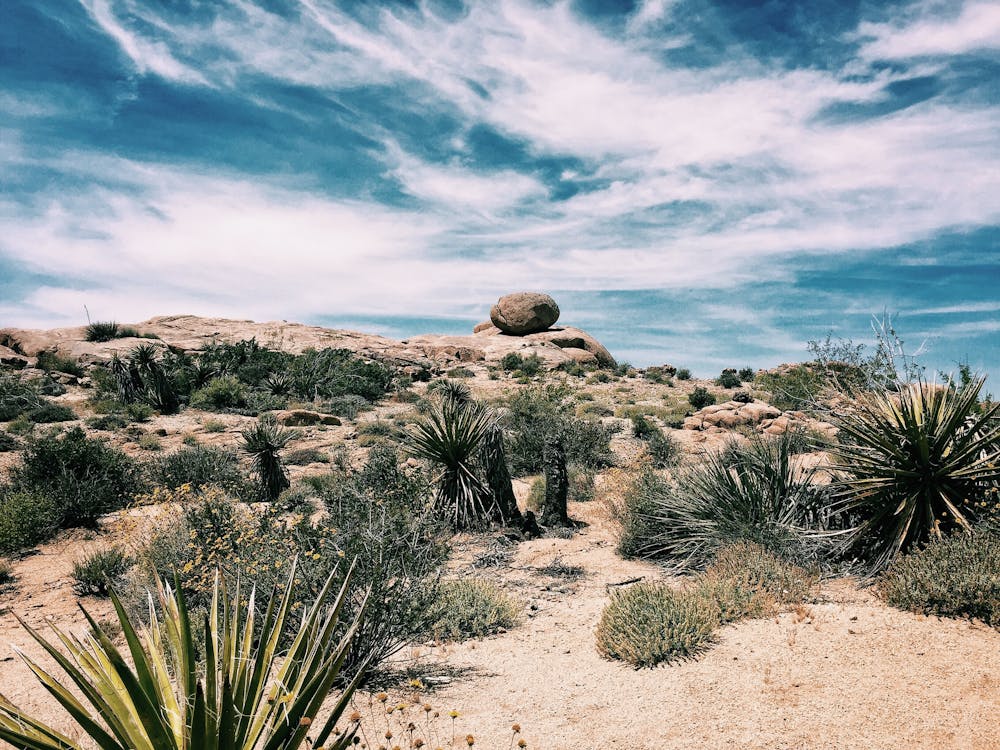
top-left (190, 375), bottom-right (249, 411)
top-left (0, 431), bottom-right (21, 452)
top-left (0, 559), bottom-right (12, 585)
top-left (0, 490), bottom-right (59, 553)
top-left (596, 582), bottom-right (719, 667)
top-left (71, 547), bottom-right (133, 596)
top-left (676, 368), bottom-right (691, 380)
top-left (716, 369), bottom-right (741, 389)
top-left (126, 402), bottom-right (154, 422)
top-left (86, 413), bottom-right (128, 431)
top-left (285, 447), bottom-right (330, 465)
top-left (702, 541), bottom-right (815, 609)
top-left (11, 426), bottom-right (146, 527)
top-left (25, 401), bottom-right (76, 423)
top-left (150, 445), bottom-right (250, 497)
top-left (688, 386), bottom-right (715, 409)
top-left (505, 386), bottom-right (615, 475)
top-left (738, 367), bottom-right (755, 381)
top-left (35, 351), bottom-right (84, 377)
top-left (430, 579), bottom-right (520, 641)
top-left (626, 433), bottom-right (830, 568)
top-left (646, 429), bottom-right (680, 468)
top-left (84, 320), bottom-right (124, 342)
top-left (287, 346), bottom-right (395, 401)
top-left (831, 378), bottom-right (1000, 569)
top-left (877, 526), bottom-right (999, 627)
top-left (0, 372), bottom-right (43, 421)
top-left (501, 352), bottom-right (525, 372)
top-left (630, 413), bottom-right (658, 439)
top-left (324, 394), bottom-right (372, 419)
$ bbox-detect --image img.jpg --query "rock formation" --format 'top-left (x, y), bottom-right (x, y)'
top-left (490, 292), bottom-right (559, 335)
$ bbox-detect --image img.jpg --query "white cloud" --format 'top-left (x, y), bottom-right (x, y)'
top-left (858, 1), bottom-right (1000, 60)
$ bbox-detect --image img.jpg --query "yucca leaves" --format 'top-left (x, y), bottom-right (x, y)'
top-left (407, 397), bottom-right (497, 528)
top-left (0, 562), bottom-right (370, 750)
top-left (831, 377), bottom-right (1000, 569)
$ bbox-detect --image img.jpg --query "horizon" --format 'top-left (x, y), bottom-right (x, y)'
top-left (2, 1), bottom-right (998, 378)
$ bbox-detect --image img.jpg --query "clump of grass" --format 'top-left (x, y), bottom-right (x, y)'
top-left (137, 433), bottom-right (162, 451)
top-left (877, 526), bottom-right (1000, 627)
top-left (201, 418), bottom-right (227, 432)
top-left (85, 321), bottom-right (139, 342)
top-left (71, 547), bottom-right (133, 596)
top-left (35, 351), bottom-right (84, 377)
top-left (285, 447), bottom-right (330, 465)
top-left (430, 579), bottom-right (520, 641)
top-left (596, 582), bottom-right (719, 667)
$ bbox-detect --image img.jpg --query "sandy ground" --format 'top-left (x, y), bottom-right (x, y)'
top-left (3, 501), bottom-right (998, 750)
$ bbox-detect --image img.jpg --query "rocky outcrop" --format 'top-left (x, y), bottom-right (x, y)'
top-left (490, 292), bottom-right (559, 335)
top-left (683, 399), bottom-right (836, 439)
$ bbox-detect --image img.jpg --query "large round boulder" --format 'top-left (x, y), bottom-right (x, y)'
top-left (490, 292), bottom-right (560, 335)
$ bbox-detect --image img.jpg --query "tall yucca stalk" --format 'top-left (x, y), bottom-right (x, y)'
top-left (0, 562), bottom-right (370, 750)
top-left (407, 398), bottom-right (496, 529)
top-left (831, 376), bottom-right (1000, 569)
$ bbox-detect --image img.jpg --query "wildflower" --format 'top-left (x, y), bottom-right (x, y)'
top-left (299, 717), bottom-right (312, 727)
top-left (423, 703), bottom-right (433, 713)
top-left (466, 735), bottom-right (475, 747)
top-left (349, 711), bottom-right (362, 723)
top-left (377, 692), bottom-right (389, 703)
top-left (512, 724), bottom-right (521, 733)
top-left (518, 740), bottom-right (527, 748)
top-left (449, 710), bottom-right (459, 719)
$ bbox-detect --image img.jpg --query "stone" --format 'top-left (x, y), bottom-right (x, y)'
top-left (524, 327), bottom-right (616, 368)
top-left (490, 292), bottom-right (559, 335)
top-left (473, 320), bottom-right (496, 334)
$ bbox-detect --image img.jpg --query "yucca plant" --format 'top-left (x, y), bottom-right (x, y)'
top-left (407, 398), bottom-right (496, 529)
top-left (0, 561), bottom-right (370, 750)
top-left (830, 376), bottom-right (1000, 569)
top-left (85, 321), bottom-right (122, 342)
top-left (241, 417), bottom-right (293, 502)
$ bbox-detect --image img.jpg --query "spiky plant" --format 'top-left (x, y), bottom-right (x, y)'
top-left (830, 377), bottom-right (1000, 570)
top-left (85, 321), bottom-right (121, 342)
top-left (0, 561), bottom-right (370, 750)
top-left (480, 422), bottom-right (521, 525)
top-left (407, 398), bottom-right (496, 529)
top-left (241, 417), bottom-right (293, 502)
top-left (640, 432), bottom-right (828, 569)
top-left (109, 353), bottom-right (142, 405)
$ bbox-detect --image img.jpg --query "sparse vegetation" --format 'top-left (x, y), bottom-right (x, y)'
top-left (71, 547), bottom-right (133, 596)
top-left (431, 579), bottom-right (520, 641)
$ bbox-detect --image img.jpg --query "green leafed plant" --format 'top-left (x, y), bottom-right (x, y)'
top-left (0, 561), bottom-right (371, 750)
top-left (406, 397), bottom-right (496, 529)
top-left (830, 377), bottom-right (1000, 569)
top-left (241, 416), bottom-right (293, 502)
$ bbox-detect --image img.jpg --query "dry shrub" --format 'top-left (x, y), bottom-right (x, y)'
top-left (431, 579), bottom-right (520, 641)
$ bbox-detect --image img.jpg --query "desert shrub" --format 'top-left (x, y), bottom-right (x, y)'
top-left (0, 371), bottom-right (43, 420)
top-left (86, 413), bottom-right (128, 431)
top-left (754, 364), bottom-right (826, 411)
top-left (587, 371), bottom-right (611, 384)
top-left (356, 419), bottom-right (403, 447)
top-left (688, 386), bottom-right (715, 409)
top-left (11, 427), bottom-right (146, 527)
top-left (447, 366), bottom-right (475, 378)
top-left (430, 579), bottom-right (519, 641)
top-left (517, 353), bottom-right (544, 376)
top-left (0, 431), bottom-right (20, 452)
top-left (285, 447), bottom-right (330, 465)
top-left (738, 367), bottom-right (755, 381)
top-left (324, 394), bottom-right (372, 419)
top-left (596, 582), bottom-right (719, 667)
top-left (568, 463), bottom-right (596, 502)
top-left (190, 375), bottom-right (249, 411)
top-left (84, 320), bottom-right (123, 342)
top-left (702, 541), bottom-right (815, 608)
top-left (676, 368), bottom-right (691, 380)
top-left (645, 429), bottom-right (680, 468)
top-left (25, 401), bottom-right (76, 423)
top-left (201, 418), bottom-right (226, 432)
top-left (830, 378), bottom-right (1000, 569)
top-left (35, 350), bottom-right (84, 377)
top-left (578, 401), bottom-right (613, 418)
top-left (137, 433), bottom-right (162, 451)
top-left (0, 490), bottom-right (59, 553)
top-left (505, 386), bottom-right (615, 475)
top-left (71, 547), bottom-right (133, 596)
top-left (716, 369), bottom-right (741, 388)
top-left (287, 347), bottom-right (396, 402)
top-left (125, 402), bottom-right (154, 422)
top-left (0, 559), bottom-right (12, 585)
top-left (732, 389), bottom-right (753, 403)
top-left (628, 433), bottom-right (830, 569)
top-left (877, 526), bottom-right (1000, 627)
top-left (630, 413), bottom-right (657, 439)
top-left (6, 415), bottom-right (34, 435)
top-left (150, 445), bottom-right (249, 497)
top-left (501, 352), bottom-right (525, 372)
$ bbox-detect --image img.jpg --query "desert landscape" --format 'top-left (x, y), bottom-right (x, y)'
top-left (0, 294), bottom-right (997, 750)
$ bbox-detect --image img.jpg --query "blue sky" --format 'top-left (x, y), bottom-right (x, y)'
top-left (1, 0), bottom-right (999, 376)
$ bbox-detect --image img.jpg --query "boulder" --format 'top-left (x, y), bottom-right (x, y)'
top-left (490, 292), bottom-right (559, 335)
top-left (523, 327), bottom-right (616, 368)
top-left (473, 320), bottom-right (497, 334)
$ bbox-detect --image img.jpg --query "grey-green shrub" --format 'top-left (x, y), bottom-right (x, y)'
top-left (688, 386), bottom-right (715, 409)
top-left (877, 526), bottom-right (999, 627)
top-left (71, 547), bottom-right (133, 596)
top-left (0, 490), bottom-right (59, 553)
top-left (0, 372), bottom-right (43, 421)
top-left (190, 376), bottom-right (248, 411)
top-left (149, 445), bottom-right (249, 497)
top-left (596, 582), bottom-right (719, 667)
top-left (26, 402), bottom-right (76, 423)
top-left (430, 579), bottom-right (519, 641)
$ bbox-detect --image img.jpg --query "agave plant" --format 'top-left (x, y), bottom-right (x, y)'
top-left (830, 376), bottom-right (1000, 569)
top-left (407, 397), bottom-right (496, 529)
top-left (0, 561), bottom-right (370, 750)
top-left (242, 417), bottom-right (294, 502)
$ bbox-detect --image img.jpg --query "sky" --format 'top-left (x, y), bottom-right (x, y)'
top-left (1, 0), bottom-right (999, 376)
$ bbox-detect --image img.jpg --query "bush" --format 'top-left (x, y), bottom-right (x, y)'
top-left (190, 375), bottom-right (249, 411)
top-left (35, 350), bottom-right (84, 377)
top-left (630, 413), bottom-right (658, 440)
top-left (676, 368), bottom-right (691, 380)
top-left (285, 447), bottom-right (330, 465)
top-left (241, 417), bottom-right (293, 501)
top-left (831, 378), bottom-right (1000, 569)
top-left (568, 463), bottom-right (596, 502)
top-left (150, 445), bottom-right (249, 497)
top-left (716, 369), bottom-right (741, 388)
top-left (447, 366), bottom-right (475, 378)
top-left (11, 427), bottom-right (146, 527)
top-left (596, 582), bottom-right (719, 667)
top-left (84, 321), bottom-right (123, 342)
top-left (126, 402), bottom-right (154, 422)
top-left (86, 413), bottom-right (128, 431)
top-left (646, 430), bottom-right (680, 468)
top-left (430, 579), bottom-right (520, 641)
top-left (505, 386), bottom-right (615, 475)
top-left (501, 352), bottom-right (525, 372)
top-left (0, 431), bottom-right (20, 452)
top-left (0, 372), bottom-right (43, 421)
top-left (26, 402), bottom-right (76, 423)
top-left (0, 490), bottom-right (59, 553)
top-left (702, 541), bottom-right (815, 608)
top-left (877, 526), bottom-right (999, 627)
top-left (688, 386), bottom-right (715, 409)
top-left (738, 367), bottom-right (755, 381)
top-left (755, 364), bottom-right (827, 411)
top-left (71, 547), bottom-right (133, 596)
top-left (324, 394), bottom-right (372, 419)
top-left (0, 559), bottom-right (12, 585)
top-left (626, 433), bottom-right (830, 569)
